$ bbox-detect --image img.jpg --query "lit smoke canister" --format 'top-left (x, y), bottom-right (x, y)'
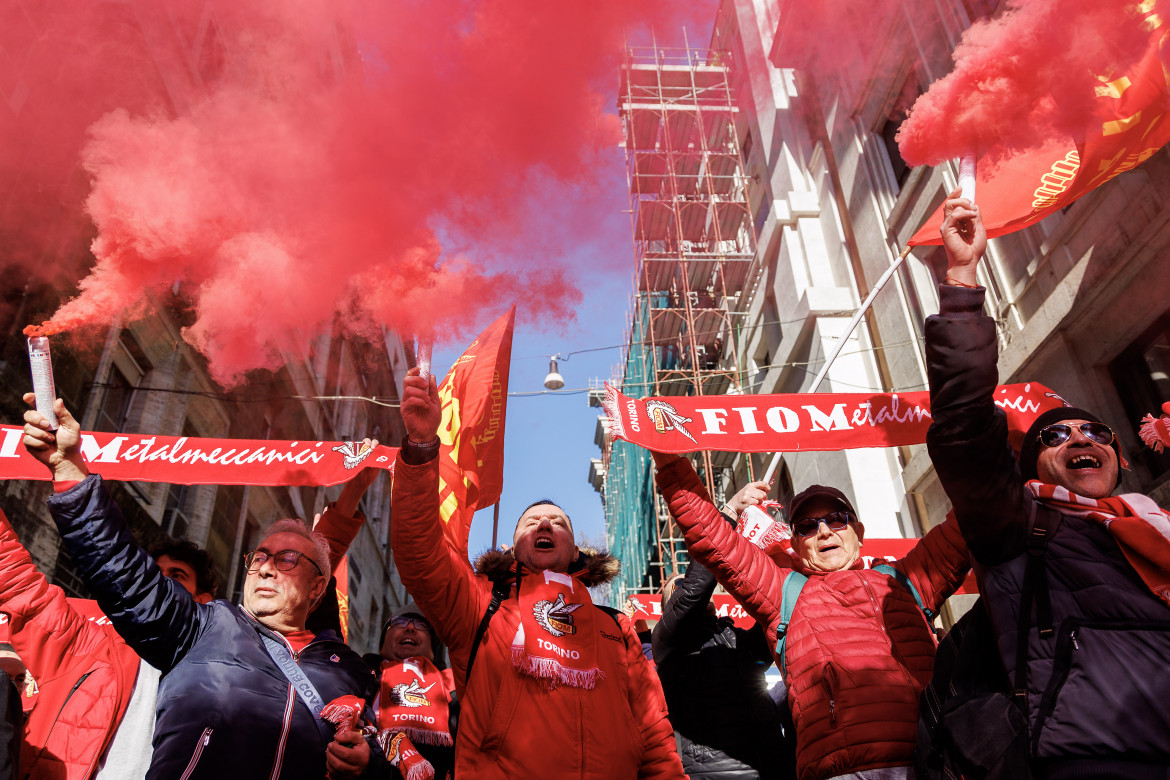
top-left (27, 336), bottom-right (59, 431)
top-left (416, 338), bottom-right (432, 379)
top-left (959, 154), bottom-right (977, 203)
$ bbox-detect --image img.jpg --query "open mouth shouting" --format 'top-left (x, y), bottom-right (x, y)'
top-left (1067, 454), bottom-right (1101, 470)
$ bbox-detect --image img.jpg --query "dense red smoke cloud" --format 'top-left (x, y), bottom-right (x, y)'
top-left (898, 0), bottom-right (1162, 168)
top-left (2, 0), bottom-right (708, 385)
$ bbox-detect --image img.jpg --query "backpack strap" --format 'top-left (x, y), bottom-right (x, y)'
top-left (775, 571), bottom-right (808, 675)
top-left (872, 562), bottom-right (935, 622)
top-left (1014, 504), bottom-right (1061, 704)
top-left (465, 576), bottom-right (512, 686)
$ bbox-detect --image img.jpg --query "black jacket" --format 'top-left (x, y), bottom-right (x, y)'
top-left (47, 475), bottom-right (384, 780)
top-left (925, 284), bottom-right (1170, 776)
top-left (653, 553), bottom-right (793, 779)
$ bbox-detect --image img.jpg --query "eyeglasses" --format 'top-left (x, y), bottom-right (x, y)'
top-left (388, 616), bottom-right (431, 632)
top-left (790, 511), bottom-right (856, 538)
top-left (243, 549), bottom-right (324, 576)
top-left (1038, 421), bottom-right (1115, 448)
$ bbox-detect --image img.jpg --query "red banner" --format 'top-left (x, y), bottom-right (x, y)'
top-left (603, 383), bottom-right (1065, 454)
top-left (436, 308), bottom-right (514, 557)
top-left (909, 15), bottom-right (1170, 246)
top-left (0, 425), bottom-right (397, 486)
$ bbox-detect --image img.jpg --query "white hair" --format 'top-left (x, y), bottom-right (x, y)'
top-left (263, 518), bottom-right (331, 579)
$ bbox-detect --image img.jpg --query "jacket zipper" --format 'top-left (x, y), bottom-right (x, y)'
top-left (824, 662), bottom-right (839, 726)
top-left (178, 727), bottom-right (213, 780)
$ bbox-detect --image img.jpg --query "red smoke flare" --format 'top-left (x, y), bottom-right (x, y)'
top-left (1, 0), bottom-right (707, 386)
top-left (898, 0), bottom-right (1160, 168)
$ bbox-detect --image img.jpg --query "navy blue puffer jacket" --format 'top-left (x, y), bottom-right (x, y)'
top-left (47, 475), bottom-right (383, 780)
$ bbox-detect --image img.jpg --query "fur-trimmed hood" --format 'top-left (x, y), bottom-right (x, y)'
top-left (473, 547), bottom-right (621, 587)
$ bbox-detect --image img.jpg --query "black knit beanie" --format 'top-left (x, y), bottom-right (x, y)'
top-left (1019, 406), bottom-right (1121, 484)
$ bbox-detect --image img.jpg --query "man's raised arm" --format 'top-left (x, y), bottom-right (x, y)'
top-left (22, 395), bottom-right (206, 672)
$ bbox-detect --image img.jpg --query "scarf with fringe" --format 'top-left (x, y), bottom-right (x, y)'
top-left (1028, 481), bottom-right (1170, 606)
top-left (512, 568), bottom-right (603, 689)
top-left (376, 657), bottom-right (453, 746)
top-left (378, 731), bottom-right (434, 780)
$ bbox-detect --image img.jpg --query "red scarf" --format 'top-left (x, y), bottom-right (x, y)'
top-left (1028, 481), bottom-right (1170, 606)
top-left (378, 731), bottom-right (434, 780)
top-left (511, 569), bottom-right (603, 689)
top-left (376, 657), bottom-right (453, 746)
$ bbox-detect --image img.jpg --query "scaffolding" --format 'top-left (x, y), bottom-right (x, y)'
top-left (601, 44), bottom-right (758, 603)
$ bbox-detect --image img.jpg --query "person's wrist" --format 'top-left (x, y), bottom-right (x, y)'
top-left (52, 457), bottom-right (88, 483)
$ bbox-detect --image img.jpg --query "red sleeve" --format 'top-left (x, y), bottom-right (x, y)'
top-left (894, 511), bottom-right (971, 613)
top-left (616, 612), bottom-right (685, 779)
top-left (388, 458), bottom-right (491, 690)
top-left (653, 455), bottom-right (790, 644)
top-left (313, 502), bottom-right (366, 571)
top-left (0, 508), bottom-right (112, 685)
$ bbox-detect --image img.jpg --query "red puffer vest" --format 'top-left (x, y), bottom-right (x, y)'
top-left (654, 456), bottom-right (969, 780)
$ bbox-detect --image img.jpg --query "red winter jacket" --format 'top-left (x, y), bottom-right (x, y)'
top-left (390, 455), bottom-right (684, 780)
top-left (655, 457), bottom-right (969, 780)
top-left (0, 509), bottom-right (140, 780)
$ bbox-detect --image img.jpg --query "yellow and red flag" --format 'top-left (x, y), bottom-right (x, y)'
top-left (436, 308), bottom-right (515, 557)
top-left (909, 13), bottom-right (1170, 246)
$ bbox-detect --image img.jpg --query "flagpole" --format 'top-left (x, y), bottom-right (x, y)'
top-left (491, 501), bottom-right (500, 549)
top-left (762, 244), bottom-right (915, 483)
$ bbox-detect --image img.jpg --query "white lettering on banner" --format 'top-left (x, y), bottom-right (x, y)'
top-left (731, 407), bottom-right (763, 434)
top-left (696, 408), bottom-right (728, 434)
top-left (80, 435), bottom-right (129, 463)
top-left (75, 433), bottom-right (327, 470)
top-left (765, 406), bottom-right (800, 433)
top-left (996, 394), bottom-right (1041, 414)
top-left (803, 404), bottom-right (851, 432)
top-left (390, 713), bottom-right (436, 725)
top-left (537, 637), bottom-right (580, 660)
top-left (851, 395), bottom-right (932, 427)
top-left (714, 602), bottom-right (749, 620)
top-left (626, 400), bottom-right (641, 433)
top-left (0, 427), bottom-right (23, 458)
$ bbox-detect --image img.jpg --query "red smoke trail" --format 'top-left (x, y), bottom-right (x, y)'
top-left (1, 0), bottom-right (709, 386)
top-left (898, 0), bottom-right (1161, 168)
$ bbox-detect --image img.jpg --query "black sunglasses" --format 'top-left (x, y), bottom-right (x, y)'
top-left (790, 510), bottom-right (856, 538)
top-left (1038, 421), bottom-right (1115, 448)
top-left (388, 616), bottom-right (431, 632)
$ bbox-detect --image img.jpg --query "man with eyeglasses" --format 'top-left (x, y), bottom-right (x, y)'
top-left (649, 455), bottom-right (970, 780)
top-left (21, 397), bottom-right (384, 779)
top-left (368, 607), bottom-right (455, 780)
top-left (927, 189), bottom-right (1170, 776)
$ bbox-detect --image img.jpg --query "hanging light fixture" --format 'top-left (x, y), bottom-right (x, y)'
top-left (543, 357), bottom-right (565, 390)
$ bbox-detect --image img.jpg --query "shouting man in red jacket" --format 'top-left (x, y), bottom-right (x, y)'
top-left (390, 368), bottom-right (683, 780)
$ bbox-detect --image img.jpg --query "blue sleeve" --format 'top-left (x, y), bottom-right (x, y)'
top-left (46, 474), bottom-right (208, 672)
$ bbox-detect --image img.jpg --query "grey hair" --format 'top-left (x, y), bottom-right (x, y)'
top-left (263, 518), bottom-right (331, 579)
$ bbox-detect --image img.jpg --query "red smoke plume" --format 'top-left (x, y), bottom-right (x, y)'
top-left (898, 0), bottom-right (1161, 168)
top-left (1, 0), bottom-right (705, 385)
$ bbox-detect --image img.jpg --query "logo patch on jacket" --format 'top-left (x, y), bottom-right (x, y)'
top-left (533, 593), bottom-right (581, 637)
top-left (391, 679), bottom-right (436, 707)
top-left (329, 654), bottom-right (341, 663)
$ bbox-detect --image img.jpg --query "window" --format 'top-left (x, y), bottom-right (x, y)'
top-left (960, 0), bottom-right (998, 22)
top-left (96, 369), bottom-right (134, 432)
top-left (1109, 313), bottom-right (1170, 480)
top-left (879, 76), bottom-right (922, 191)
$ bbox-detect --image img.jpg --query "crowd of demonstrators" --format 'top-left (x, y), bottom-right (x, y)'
top-left (389, 367), bottom-right (684, 778)
top-left (651, 452), bottom-right (970, 780)
top-left (927, 189), bottom-right (1170, 777)
top-left (7, 195), bottom-right (1170, 780)
top-left (1, 501), bottom-right (215, 779)
top-left (19, 397), bottom-right (384, 779)
top-left (652, 481), bottom-right (794, 780)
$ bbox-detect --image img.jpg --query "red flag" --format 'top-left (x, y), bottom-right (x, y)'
top-left (435, 308), bottom-right (515, 557)
top-left (333, 555), bottom-right (350, 643)
top-left (909, 20), bottom-right (1170, 246)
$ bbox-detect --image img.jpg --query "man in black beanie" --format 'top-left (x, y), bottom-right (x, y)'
top-left (925, 187), bottom-right (1170, 779)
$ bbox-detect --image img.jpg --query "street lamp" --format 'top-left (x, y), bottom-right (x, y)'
top-left (543, 357), bottom-right (565, 390)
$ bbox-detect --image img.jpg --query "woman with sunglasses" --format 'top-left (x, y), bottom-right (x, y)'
top-left (927, 188), bottom-right (1170, 778)
top-left (649, 453), bottom-right (971, 780)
